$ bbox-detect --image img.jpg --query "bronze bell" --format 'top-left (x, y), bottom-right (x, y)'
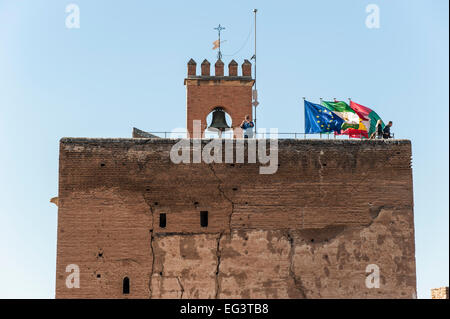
top-left (208, 108), bottom-right (230, 131)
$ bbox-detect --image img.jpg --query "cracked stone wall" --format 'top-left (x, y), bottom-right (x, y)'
top-left (55, 138), bottom-right (416, 298)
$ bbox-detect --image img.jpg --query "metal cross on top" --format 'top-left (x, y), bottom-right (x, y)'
top-left (214, 24), bottom-right (225, 60)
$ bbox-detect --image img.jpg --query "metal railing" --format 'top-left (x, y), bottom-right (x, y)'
top-left (137, 131), bottom-right (395, 140)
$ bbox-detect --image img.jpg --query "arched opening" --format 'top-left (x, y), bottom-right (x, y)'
top-left (204, 107), bottom-right (233, 138)
top-left (123, 277), bottom-right (130, 294)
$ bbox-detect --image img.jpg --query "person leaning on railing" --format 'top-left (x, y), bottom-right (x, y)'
top-left (383, 121), bottom-right (393, 139)
top-left (240, 115), bottom-right (255, 139)
top-left (369, 119), bottom-right (383, 140)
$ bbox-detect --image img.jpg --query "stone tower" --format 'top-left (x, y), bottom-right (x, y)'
top-left (54, 59), bottom-right (417, 299)
top-left (184, 58), bottom-right (254, 137)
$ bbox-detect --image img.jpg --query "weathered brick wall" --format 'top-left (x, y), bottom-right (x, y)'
top-left (55, 138), bottom-right (416, 298)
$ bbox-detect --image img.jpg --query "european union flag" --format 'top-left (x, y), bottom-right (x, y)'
top-left (304, 100), bottom-right (344, 133)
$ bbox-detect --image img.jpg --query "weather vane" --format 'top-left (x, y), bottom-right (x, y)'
top-left (213, 24), bottom-right (225, 60)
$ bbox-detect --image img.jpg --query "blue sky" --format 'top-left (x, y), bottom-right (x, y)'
top-left (0, 0), bottom-right (448, 298)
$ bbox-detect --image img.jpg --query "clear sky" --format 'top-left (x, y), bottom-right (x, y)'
top-left (0, 0), bottom-right (448, 299)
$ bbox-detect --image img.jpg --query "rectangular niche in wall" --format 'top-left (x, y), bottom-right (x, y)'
top-left (159, 213), bottom-right (166, 228)
top-left (200, 211), bottom-right (208, 227)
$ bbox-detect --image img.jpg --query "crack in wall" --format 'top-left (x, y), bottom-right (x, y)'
top-left (286, 231), bottom-right (307, 299)
top-left (208, 164), bottom-right (234, 235)
top-left (176, 276), bottom-right (185, 299)
top-left (317, 150), bottom-right (325, 184)
top-left (317, 151), bottom-right (325, 202)
top-left (148, 204), bottom-right (156, 299)
top-left (215, 231), bottom-right (224, 299)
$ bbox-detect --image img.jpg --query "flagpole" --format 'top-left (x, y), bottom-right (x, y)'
top-left (348, 98), bottom-right (362, 139)
top-left (302, 97), bottom-right (306, 139)
top-left (319, 98), bottom-right (323, 139)
top-left (253, 9), bottom-right (257, 137)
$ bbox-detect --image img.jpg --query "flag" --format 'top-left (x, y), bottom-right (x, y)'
top-left (212, 40), bottom-right (220, 50)
top-left (349, 101), bottom-right (384, 138)
top-left (304, 100), bottom-right (344, 133)
top-left (321, 100), bottom-right (368, 138)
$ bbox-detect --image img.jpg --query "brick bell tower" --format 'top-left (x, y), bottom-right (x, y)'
top-left (184, 58), bottom-right (254, 137)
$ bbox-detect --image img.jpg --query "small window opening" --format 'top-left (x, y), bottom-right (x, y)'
top-left (159, 213), bottom-right (166, 228)
top-left (200, 211), bottom-right (208, 227)
top-left (123, 277), bottom-right (130, 294)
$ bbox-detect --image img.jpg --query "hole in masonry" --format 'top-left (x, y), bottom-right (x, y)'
top-left (98, 252), bottom-right (103, 258)
top-left (100, 163), bottom-right (105, 167)
top-left (154, 202), bottom-right (158, 206)
top-left (146, 188), bottom-right (150, 191)
top-left (159, 213), bottom-right (166, 228)
top-left (322, 163), bottom-right (327, 167)
top-left (311, 239), bottom-right (315, 243)
top-left (194, 201), bottom-right (199, 206)
top-left (159, 272), bottom-right (163, 276)
top-left (230, 164), bottom-right (235, 167)
top-left (97, 274), bottom-right (101, 278)
top-left (200, 211), bottom-right (208, 227)
top-left (232, 187), bottom-right (238, 191)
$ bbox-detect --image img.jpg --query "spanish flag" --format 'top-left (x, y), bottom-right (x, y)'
top-left (321, 100), bottom-right (368, 138)
top-left (349, 101), bottom-right (384, 138)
